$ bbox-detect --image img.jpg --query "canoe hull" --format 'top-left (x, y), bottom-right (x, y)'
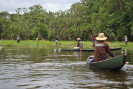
top-left (87, 55), bottom-right (127, 70)
top-left (61, 48), bottom-right (121, 52)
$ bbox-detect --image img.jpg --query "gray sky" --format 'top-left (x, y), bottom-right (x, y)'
top-left (0, 0), bottom-right (80, 14)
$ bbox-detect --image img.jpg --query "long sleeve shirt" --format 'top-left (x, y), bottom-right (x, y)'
top-left (94, 41), bottom-right (114, 61)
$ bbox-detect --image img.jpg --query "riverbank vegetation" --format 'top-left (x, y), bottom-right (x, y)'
top-left (0, 40), bottom-right (132, 50)
top-left (0, 0), bottom-right (133, 42)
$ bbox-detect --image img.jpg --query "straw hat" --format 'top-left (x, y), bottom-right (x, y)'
top-left (77, 38), bottom-right (81, 41)
top-left (96, 33), bottom-right (107, 41)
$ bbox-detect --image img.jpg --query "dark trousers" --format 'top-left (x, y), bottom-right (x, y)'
top-left (89, 55), bottom-right (107, 62)
top-left (17, 40), bottom-right (20, 43)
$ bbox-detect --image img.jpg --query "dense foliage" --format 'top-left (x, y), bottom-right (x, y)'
top-left (0, 0), bottom-right (133, 41)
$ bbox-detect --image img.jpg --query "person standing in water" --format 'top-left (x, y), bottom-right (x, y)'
top-left (77, 38), bottom-right (83, 51)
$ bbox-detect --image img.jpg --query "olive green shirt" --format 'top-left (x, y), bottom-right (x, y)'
top-left (77, 41), bottom-right (83, 49)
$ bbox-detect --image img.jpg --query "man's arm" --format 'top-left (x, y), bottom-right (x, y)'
top-left (106, 44), bottom-right (114, 57)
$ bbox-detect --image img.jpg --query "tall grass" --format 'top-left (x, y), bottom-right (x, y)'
top-left (0, 40), bottom-right (132, 50)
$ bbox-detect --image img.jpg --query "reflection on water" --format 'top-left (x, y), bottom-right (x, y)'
top-left (0, 47), bottom-right (133, 89)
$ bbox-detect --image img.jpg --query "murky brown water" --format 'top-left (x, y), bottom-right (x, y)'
top-left (0, 47), bottom-right (133, 89)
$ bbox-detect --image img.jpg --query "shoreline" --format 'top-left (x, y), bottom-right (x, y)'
top-left (0, 40), bottom-right (132, 49)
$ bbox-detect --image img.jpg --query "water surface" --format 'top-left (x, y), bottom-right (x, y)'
top-left (0, 47), bottom-right (133, 89)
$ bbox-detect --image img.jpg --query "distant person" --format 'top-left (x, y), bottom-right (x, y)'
top-left (17, 35), bottom-right (20, 43)
top-left (90, 35), bottom-right (92, 43)
top-left (125, 35), bottom-right (128, 46)
top-left (92, 35), bottom-right (96, 46)
top-left (55, 35), bottom-right (58, 45)
top-left (36, 36), bottom-right (38, 42)
top-left (90, 33), bottom-right (114, 62)
top-left (77, 38), bottom-right (83, 51)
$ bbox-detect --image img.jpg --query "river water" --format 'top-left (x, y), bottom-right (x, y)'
top-left (0, 47), bottom-right (133, 89)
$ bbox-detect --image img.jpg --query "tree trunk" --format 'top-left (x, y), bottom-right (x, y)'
top-left (118, 0), bottom-right (123, 12)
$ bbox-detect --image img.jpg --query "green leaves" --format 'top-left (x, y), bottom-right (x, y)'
top-left (0, 1), bottom-right (133, 41)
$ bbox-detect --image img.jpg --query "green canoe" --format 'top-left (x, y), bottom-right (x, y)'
top-left (87, 55), bottom-right (127, 70)
top-left (61, 47), bottom-right (121, 52)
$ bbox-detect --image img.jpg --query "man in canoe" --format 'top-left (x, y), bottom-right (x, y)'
top-left (76, 38), bottom-right (83, 51)
top-left (90, 33), bottom-right (114, 62)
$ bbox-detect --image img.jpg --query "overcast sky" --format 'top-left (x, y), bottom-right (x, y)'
top-left (0, 0), bottom-right (80, 14)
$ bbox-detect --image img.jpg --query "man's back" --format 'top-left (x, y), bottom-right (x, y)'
top-left (17, 36), bottom-right (20, 40)
top-left (55, 36), bottom-right (58, 40)
top-left (94, 41), bottom-right (114, 61)
top-left (77, 41), bottom-right (83, 50)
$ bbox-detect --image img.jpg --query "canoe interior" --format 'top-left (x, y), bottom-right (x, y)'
top-left (87, 55), bottom-right (127, 70)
